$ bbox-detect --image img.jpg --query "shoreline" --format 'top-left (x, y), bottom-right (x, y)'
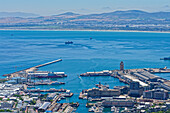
top-left (0, 28), bottom-right (170, 33)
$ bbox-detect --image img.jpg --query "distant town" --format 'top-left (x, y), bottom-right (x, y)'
top-left (0, 59), bottom-right (170, 112)
top-left (0, 10), bottom-right (170, 32)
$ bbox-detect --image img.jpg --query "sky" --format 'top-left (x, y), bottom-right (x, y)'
top-left (0, 0), bottom-right (170, 15)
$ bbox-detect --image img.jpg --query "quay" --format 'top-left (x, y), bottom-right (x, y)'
top-left (80, 68), bottom-right (170, 77)
top-left (80, 70), bottom-right (113, 76)
top-left (3, 59), bottom-right (62, 78)
top-left (27, 81), bottom-right (65, 86)
top-left (80, 62), bottom-right (170, 93)
top-left (27, 88), bottom-right (67, 93)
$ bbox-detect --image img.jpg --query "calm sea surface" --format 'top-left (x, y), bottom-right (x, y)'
top-left (0, 30), bottom-right (170, 112)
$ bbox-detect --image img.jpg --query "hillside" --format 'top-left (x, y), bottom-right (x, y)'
top-left (0, 10), bottom-right (170, 31)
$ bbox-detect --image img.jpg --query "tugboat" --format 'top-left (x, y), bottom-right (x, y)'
top-left (160, 57), bottom-right (170, 60)
top-left (65, 41), bottom-right (73, 44)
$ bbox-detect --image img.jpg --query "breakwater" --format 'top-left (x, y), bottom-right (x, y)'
top-left (3, 59), bottom-right (62, 78)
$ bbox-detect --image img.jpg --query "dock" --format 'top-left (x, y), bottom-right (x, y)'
top-left (80, 70), bottom-right (112, 76)
top-left (27, 81), bottom-right (65, 86)
top-left (27, 88), bottom-right (67, 93)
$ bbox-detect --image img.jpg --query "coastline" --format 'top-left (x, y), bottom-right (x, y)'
top-left (0, 28), bottom-right (170, 33)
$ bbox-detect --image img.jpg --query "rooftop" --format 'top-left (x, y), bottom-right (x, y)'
top-left (124, 74), bottom-right (148, 87)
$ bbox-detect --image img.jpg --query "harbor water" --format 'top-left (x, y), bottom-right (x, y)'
top-left (0, 30), bottom-right (170, 112)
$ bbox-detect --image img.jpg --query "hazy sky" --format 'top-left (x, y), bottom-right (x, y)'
top-left (0, 0), bottom-right (170, 15)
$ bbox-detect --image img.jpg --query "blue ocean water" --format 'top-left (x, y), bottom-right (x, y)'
top-left (0, 30), bottom-right (170, 112)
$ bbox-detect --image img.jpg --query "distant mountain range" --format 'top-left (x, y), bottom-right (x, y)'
top-left (0, 10), bottom-right (170, 31)
top-left (0, 12), bottom-right (39, 17)
top-left (81, 10), bottom-right (170, 19)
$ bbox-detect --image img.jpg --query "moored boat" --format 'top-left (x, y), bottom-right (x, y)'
top-left (160, 57), bottom-right (170, 60)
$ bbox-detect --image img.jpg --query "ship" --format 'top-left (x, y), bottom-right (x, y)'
top-left (80, 70), bottom-right (112, 76)
top-left (160, 57), bottom-right (170, 60)
top-left (28, 71), bottom-right (67, 78)
top-left (65, 41), bottom-right (73, 44)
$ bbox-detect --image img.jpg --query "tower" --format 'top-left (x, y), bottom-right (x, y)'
top-left (120, 61), bottom-right (124, 71)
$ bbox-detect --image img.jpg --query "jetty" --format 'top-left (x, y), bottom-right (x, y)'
top-left (3, 59), bottom-right (62, 78)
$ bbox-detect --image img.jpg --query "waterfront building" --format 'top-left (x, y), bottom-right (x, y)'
top-left (143, 89), bottom-right (169, 100)
top-left (0, 84), bottom-right (24, 97)
top-left (87, 88), bottom-right (120, 98)
top-left (149, 82), bottom-right (160, 90)
top-left (102, 99), bottom-right (134, 107)
top-left (47, 93), bottom-right (57, 100)
top-left (123, 74), bottom-right (149, 90)
top-left (132, 72), bottom-right (149, 82)
top-left (130, 81), bottom-right (139, 90)
top-left (120, 61), bottom-right (124, 71)
top-left (6, 77), bottom-right (27, 84)
top-left (114, 86), bottom-right (129, 94)
top-left (129, 81), bottom-right (143, 97)
top-left (38, 102), bottom-right (51, 111)
top-left (131, 71), bottom-right (161, 82)
top-left (138, 71), bottom-right (160, 82)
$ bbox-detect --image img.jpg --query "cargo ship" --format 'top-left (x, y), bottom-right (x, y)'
top-left (65, 41), bottom-right (73, 44)
top-left (160, 57), bottom-right (170, 60)
top-left (28, 71), bottom-right (67, 78)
